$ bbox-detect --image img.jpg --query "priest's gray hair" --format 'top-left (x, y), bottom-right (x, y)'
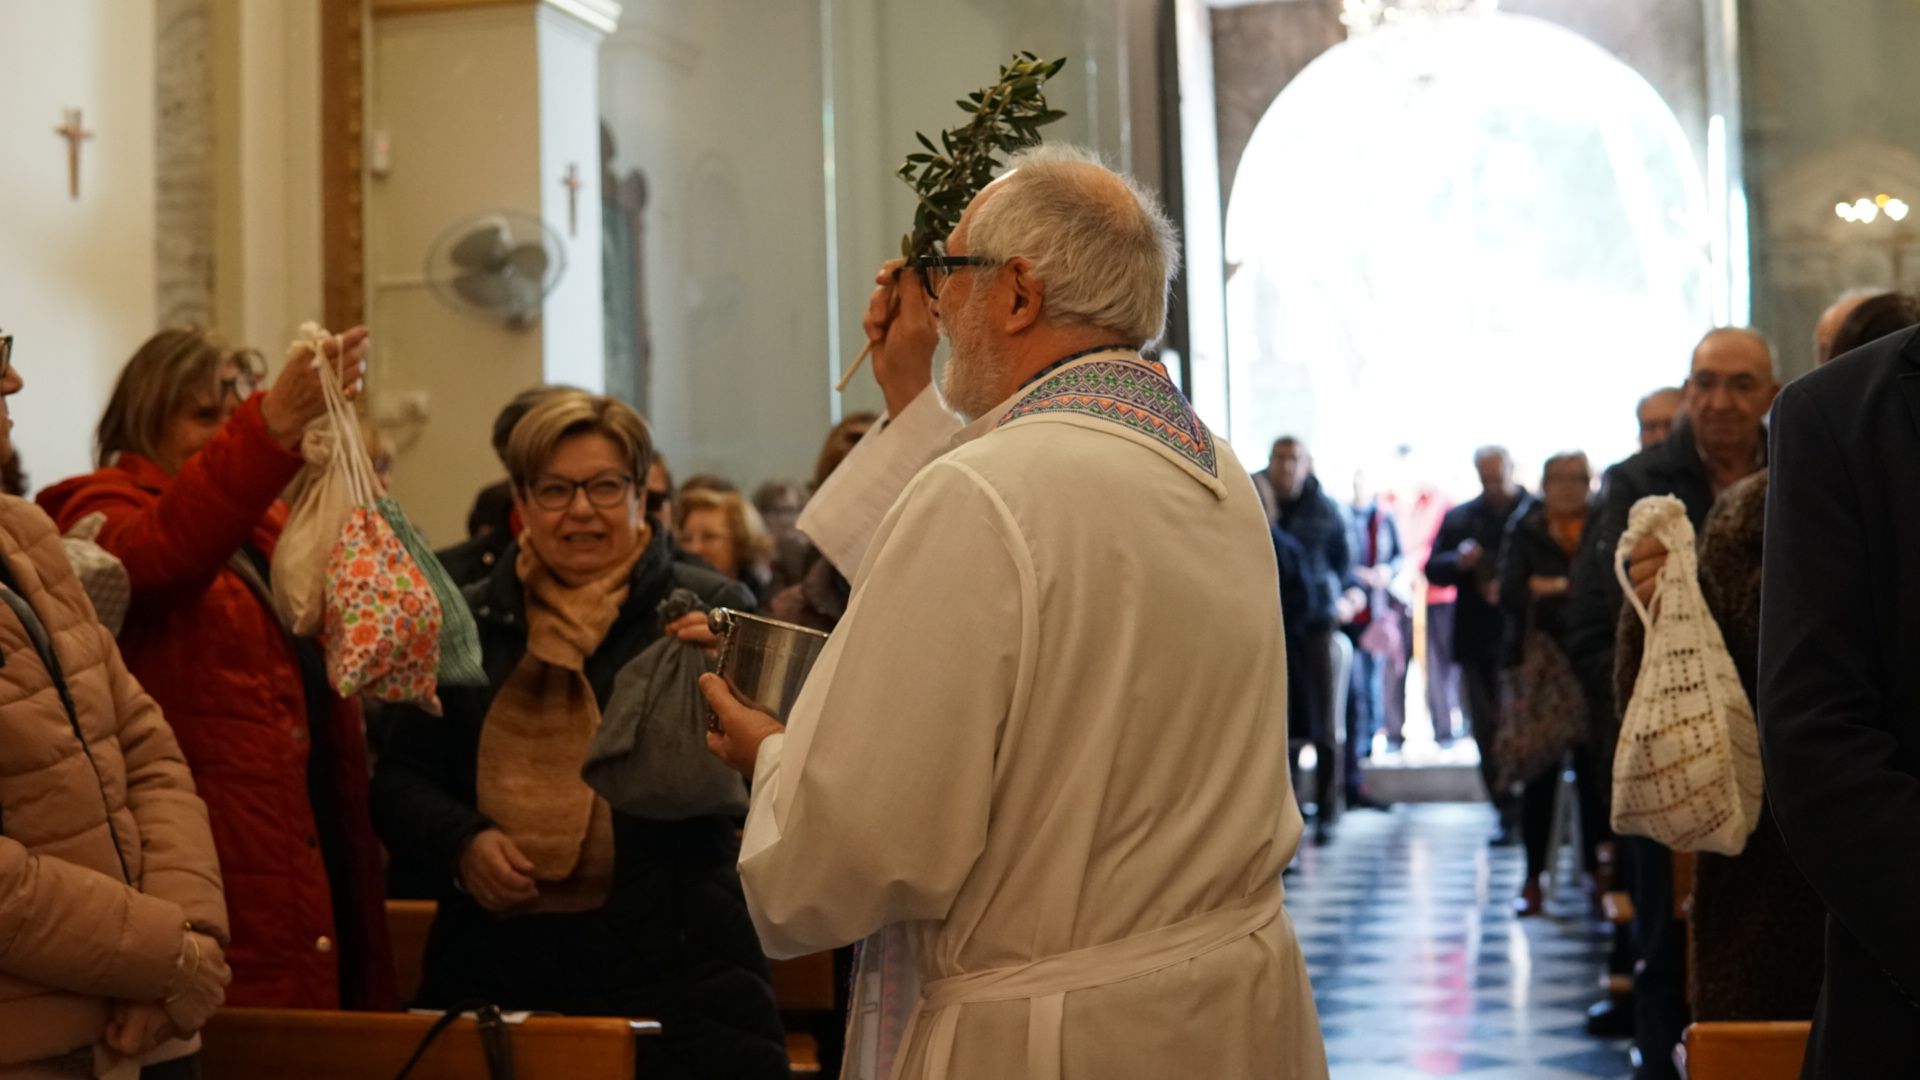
top-left (966, 145), bottom-right (1181, 347)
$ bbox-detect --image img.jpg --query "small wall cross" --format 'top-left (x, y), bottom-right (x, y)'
top-left (561, 163), bottom-right (584, 237)
top-left (53, 108), bottom-right (93, 200)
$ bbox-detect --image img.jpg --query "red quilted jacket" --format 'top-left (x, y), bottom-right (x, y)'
top-left (37, 395), bottom-right (396, 1010)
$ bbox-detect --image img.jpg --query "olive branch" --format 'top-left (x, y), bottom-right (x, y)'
top-left (895, 52), bottom-right (1069, 260)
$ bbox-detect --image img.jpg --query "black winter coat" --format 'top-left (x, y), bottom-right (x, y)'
top-left (1271, 524), bottom-right (1314, 740)
top-left (433, 526), bottom-right (514, 590)
top-left (1760, 326), bottom-right (1920, 1077)
top-left (370, 530), bottom-right (789, 1080)
top-left (1612, 471), bottom-right (1824, 1024)
top-left (1425, 490), bottom-right (1528, 666)
top-left (1274, 475), bottom-right (1354, 633)
top-left (1496, 501), bottom-right (1580, 669)
top-left (1562, 418), bottom-right (1750, 722)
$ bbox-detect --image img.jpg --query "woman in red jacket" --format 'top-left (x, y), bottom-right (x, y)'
top-left (38, 326), bottom-right (396, 1011)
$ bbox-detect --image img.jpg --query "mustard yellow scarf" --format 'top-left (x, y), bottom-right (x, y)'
top-left (474, 539), bottom-right (644, 914)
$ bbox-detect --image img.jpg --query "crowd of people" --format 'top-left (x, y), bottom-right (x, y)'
top-left (4, 136), bottom-right (1920, 1080)
top-left (1250, 289), bottom-right (1920, 1079)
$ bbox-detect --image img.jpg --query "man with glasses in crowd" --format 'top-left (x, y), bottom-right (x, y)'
top-left (1563, 327), bottom-right (1777, 1080)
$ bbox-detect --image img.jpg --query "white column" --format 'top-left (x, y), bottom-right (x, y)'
top-left (367, 0), bottom-right (619, 543)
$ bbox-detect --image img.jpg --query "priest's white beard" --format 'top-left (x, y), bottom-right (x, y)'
top-left (938, 292), bottom-right (1014, 422)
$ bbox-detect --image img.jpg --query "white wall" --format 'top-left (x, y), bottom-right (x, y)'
top-left (599, 0), bottom-right (831, 489)
top-left (600, 0), bottom-right (1159, 493)
top-left (537, 5), bottom-right (608, 391)
top-left (0, 0), bottom-right (157, 492)
top-left (368, 3), bottom-right (614, 544)
top-left (211, 0), bottom-right (325, 352)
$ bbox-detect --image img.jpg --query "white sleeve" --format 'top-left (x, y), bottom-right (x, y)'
top-left (795, 386), bottom-right (963, 578)
top-left (740, 459), bottom-right (1032, 958)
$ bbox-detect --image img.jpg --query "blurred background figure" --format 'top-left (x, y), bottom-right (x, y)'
top-left (1821, 291), bottom-right (1920, 366)
top-left (1810, 288), bottom-right (1877, 368)
top-left (677, 485), bottom-right (775, 603)
top-left (1426, 446), bottom-right (1527, 844)
top-left (753, 479), bottom-right (810, 592)
top-left (1262, 437), bottom-right (1359, 841)
top-left (1636, 388), bottom-right (1684, 450)
top-left (645, 451), bottom-right (676, 536)
top-left (1497, 451), bottom-right (1595, 916)
top-left (439, 385), bottom-right (577, 587)
top-left (1344, 467), bottom-right (1403, 804)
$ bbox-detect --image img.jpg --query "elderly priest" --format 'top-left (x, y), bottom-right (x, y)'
top-left (703, 146), bottom-right (1326, 1080)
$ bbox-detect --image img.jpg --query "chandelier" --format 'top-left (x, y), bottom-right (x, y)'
top-left (1835, 193), bottom-right (1911, 225)
top-left (1340, 0), bottom-right (1500, 37)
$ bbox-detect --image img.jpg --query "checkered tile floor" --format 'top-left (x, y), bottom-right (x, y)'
top-left (1286, 804), bottom-right (1633, 1079)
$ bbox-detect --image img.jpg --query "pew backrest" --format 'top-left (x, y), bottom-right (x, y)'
top-left (201, 1007), bottom-right (648, 1080)
top-left (388, 898), bottom-right (436, 1004)
top-left (1680, 1021), bottom-right (1810, 1080)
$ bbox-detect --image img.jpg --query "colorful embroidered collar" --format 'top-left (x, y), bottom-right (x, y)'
top-left (996, 349), bottom-right (1219, 479)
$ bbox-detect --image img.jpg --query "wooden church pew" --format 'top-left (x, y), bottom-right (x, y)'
top-left (386, 899), bottom-right (838, 1074)
top-left (200, 1008), bottom-right (647, 1080)
top-left (1679, 1021), bottom-right (1810, 1080)
top-left (387, 898), bottom-right (436, 1004)
top-left (770, 949), bottom-right (839, 1076)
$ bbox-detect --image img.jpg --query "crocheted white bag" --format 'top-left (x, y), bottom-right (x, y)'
top-left (1610, 494), bottom-right (1763, 855)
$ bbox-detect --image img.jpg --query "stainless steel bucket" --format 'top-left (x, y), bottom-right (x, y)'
top-left (708, 608), bottom-right (830, 729)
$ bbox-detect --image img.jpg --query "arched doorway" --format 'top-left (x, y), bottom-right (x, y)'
top-left (1224, 12), bottom-right (1712, 492)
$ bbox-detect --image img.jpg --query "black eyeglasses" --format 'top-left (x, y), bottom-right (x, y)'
top-left (908, 254), bottom-right (996, 299)
top-left (219, 351), bottom-right (268, 405)
top-left (527, 471), bottom-right (634, 512)
top-left (645, 489), bottom-right (670, 515)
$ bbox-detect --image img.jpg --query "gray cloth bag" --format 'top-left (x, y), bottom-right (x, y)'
top-left (581, 590), bottom-right (750, 820)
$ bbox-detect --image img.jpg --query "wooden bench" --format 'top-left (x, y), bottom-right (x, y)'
top-left (386, 899), bottom-right (838, 1074)
top-left (201, 1007), bottom-right (647, 1080)
top-left (1679, 1021), bottom-right (1809, 1080)
top-left (770, 949), bottom-right (839, 1076)
top-left (388, 898), bottom-right (436, 1004)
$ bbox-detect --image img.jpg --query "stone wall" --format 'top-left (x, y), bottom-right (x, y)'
top-left (155, 0), bottom-right (216, 328)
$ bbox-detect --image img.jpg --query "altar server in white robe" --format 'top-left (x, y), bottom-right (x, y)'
top-left (704, 145), bottom-right (1326, 1080)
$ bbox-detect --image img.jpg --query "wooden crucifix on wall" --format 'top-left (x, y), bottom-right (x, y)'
top-left (53, 108), bottom-right (93, 200)
top-left (562, 163), bottom-right (584, 237)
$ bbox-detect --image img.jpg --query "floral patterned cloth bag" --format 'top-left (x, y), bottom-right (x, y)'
top-left (302, 327), bottom-right (445, 714)
top-left (1609, 494), bottom-right (1762, 855)
top-left (273, 324), bottom-right (362, 634)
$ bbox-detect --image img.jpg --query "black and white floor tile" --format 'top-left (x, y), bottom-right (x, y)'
top-left (1285, 803), bottom-right (1633, 1079)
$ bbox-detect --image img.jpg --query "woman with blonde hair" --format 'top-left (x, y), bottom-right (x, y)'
top-left (371, 390), bottom-right (786, 1078)
top-left (37, 325), bottom-right (395, 1011)
top-left (676, 486), bottom-right (774, 603)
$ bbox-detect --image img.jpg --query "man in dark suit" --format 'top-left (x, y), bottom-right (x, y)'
top-left (1426, 446), bottom-right (1527, 837)
top-left (1257, 437), bottom-right (1362, 840)
top-left (1761, 323), bottom-right (1920, 1077)
top-left (1566, 327), bottom-right (1777, 1080)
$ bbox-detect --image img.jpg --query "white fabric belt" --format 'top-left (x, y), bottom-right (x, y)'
top-left (891, 881), bottom-right (1285, 1080)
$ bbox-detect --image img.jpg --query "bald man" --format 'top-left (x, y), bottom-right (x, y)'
top-left (1636, 387), bottom-right (1683, 450)
top-left (1563, 326), bottom-right (1777, 1080)
top-left (1813, 290), bottom-right (1874, 368)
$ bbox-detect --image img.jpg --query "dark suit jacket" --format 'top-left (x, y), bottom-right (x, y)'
top-left (1760, 324), bottom-right (1920, 1077)
top-left (1562, 417), bottom-right (1748, 785)
top-left (1425, 491), bottom-right (1528, 666)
